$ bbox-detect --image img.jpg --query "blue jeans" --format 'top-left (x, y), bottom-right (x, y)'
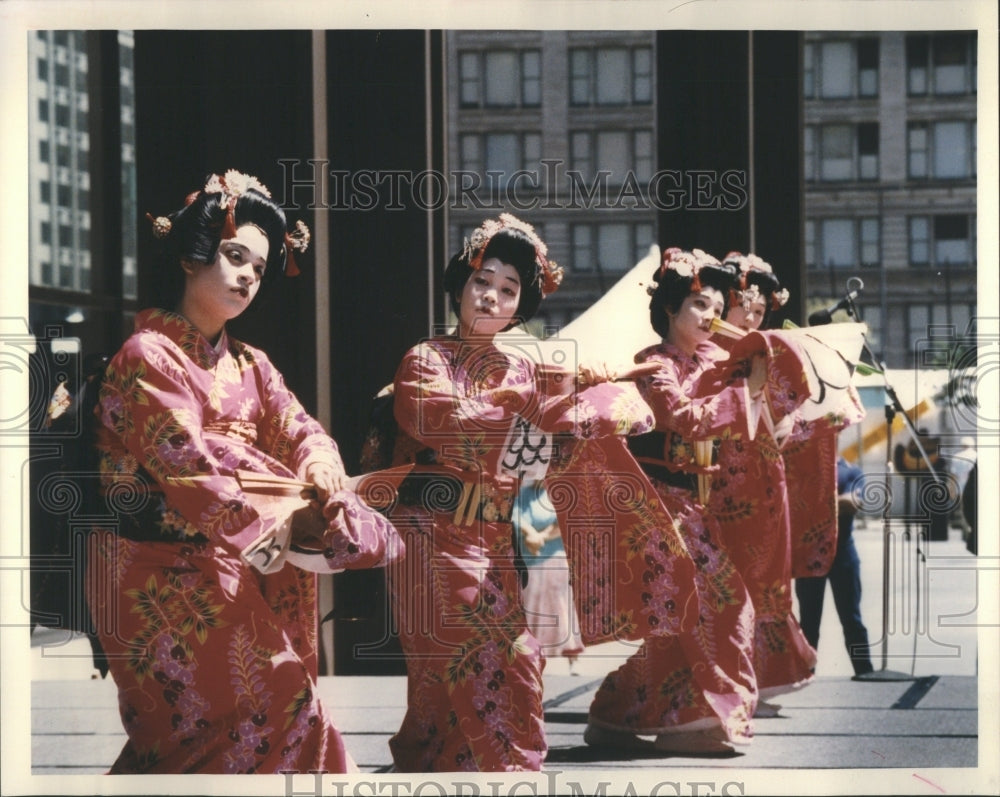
top-left (795, 532), bottom-right (874, 676)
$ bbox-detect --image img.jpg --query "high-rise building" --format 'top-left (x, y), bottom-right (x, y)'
top-left (27, 30), bottom-right (137, 352)
top-left (28, 30), bottom-right (93, 294)
top-left (445, 31), bottom-right (978, 369)
top-left (445, 31), bottom-right (658, 335)
top-left (803, 31), bottom-right (977, 368)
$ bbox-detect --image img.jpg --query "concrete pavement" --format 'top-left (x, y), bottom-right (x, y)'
top-left (15, 522), bottom-right (999, 795)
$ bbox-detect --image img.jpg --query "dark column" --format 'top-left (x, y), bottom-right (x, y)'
top-left (85, 31), bottom-right (124, 348)
top-left (656, 31), bottom-right (803, 325)
top-left (323, 29), bottom-right (442, 471)
top-left (750, 31), bottom-right (804, 326)
top-left (133, 30), bottom-right (317, 404)
top-left (322, 30), bottom-right (443, 675)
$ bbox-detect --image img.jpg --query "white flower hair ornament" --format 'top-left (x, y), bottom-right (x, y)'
top-left (724, 250), bottom-right (790, 311)
top-left (650, 247), bottom-right (721, 295)
top-left (462, 212), bottom-right (564, 297)
top-left (145, 169), bottom-right (309, 277)
top-left (738, 283), bottom-right (763, 313)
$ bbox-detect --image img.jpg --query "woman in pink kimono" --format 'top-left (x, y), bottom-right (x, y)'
top-left (386, 215), bottom-right (568, 772)
top-left (85, 171), bottom-right (399, 774)
top-left (585, 248), bottom-right (808, 754)
top-left (386, 215), bottom-right (671, 772)
top-left (708, 253), bottom-right (816, 717)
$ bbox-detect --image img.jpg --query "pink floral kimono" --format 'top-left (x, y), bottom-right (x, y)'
top-left (85, 309), bottom-right (399, 774)
top-left (386, 337), bottom-right (666, 772)
top-left (707, 331), bottom-right (818, 700)
top-left (786, 402), bottom-right (866, 580)
top-left (575, 340), bottom-right (757, 745)
top-left (582, 332), bottom-right (810, 746)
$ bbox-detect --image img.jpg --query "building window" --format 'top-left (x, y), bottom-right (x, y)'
top-left (818, 124), bottom-right (849, 180)
top-left (807, 217), bottom-right (881, 269)
top-left (803, 38), bottom-right (879, 99)
top-left (857, 38), bottom-right (879, 97)
top-left (907, 120), bottom-right (975, 180)
top-left (570, 46), bottom-right (653, 106)
top-left (570, 128), bottom-right (654, 185)
top-left (458, 49), bottom-right (541, 109)
top-left (906, 33), bottom-right (976, 96)
top-left (907, 303), bottom-right (973, 344)
top-left (858, 122), bottom-right (878, 179)
top-left (909, 215), bottom-right (975, 267)
top-left (570, 222), bottom-right (654, 274)
top-left (29, 30), bottom-right (138, 301)
top-left (459, 131), bottom-right (542, 182)
top-left (859, 218), bottom-right (880, 265)
top-left (806, 123), bottom-right (879, 182)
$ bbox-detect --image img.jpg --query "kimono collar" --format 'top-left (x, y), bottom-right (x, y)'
top-left (136, 308), bottom-right (232, 369)
top-left (655, 339), bottom-right (729, 372)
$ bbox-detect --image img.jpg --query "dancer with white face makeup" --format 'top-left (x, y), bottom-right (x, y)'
top-left (584, 247), bottom-right (810, 755)
top-left (386, 215), bottom-right (568, 772)
top-left (86, 170), bottom-right (399, 774)
top-left (709, 252), bottom-right (817, 718)
top-left (386, 214), bottom-right (663, 772)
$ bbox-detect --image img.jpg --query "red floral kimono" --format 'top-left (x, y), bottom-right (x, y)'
top-left (786, 404), bottom-right (866, 580)
top-left (85, 309), bottom-right (398, 774)
top-left (707, 331), bottom-right (817, 700)
top-left (386, 337), bottom-right (664, 772)
top-left (579, 339), bottom-right (763, 745)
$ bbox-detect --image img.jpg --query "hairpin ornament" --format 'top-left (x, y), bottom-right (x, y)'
top-left (144, 169), bottom-right (309, 277)
top-left (725, 251), bottom-right (790, 311)
top-left (658, 247), bottom-right (721, 293)
top-left (283, 219), bottom-right (310, 277)
top-left (204, 170), bottom-right (271, 240)
top-left (463, 213), bottom-right (564, 297)
top-left (146, 213), bottom-right (172, 238)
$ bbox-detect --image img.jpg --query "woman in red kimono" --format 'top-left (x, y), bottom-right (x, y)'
top-left (709, 253), bottom-right (816, 717)
top-left (386, 214), bottom-right (669, 772)
top-left (585, 248), bottom-right (808, 754)
top-left (386, 215), bottom-right (568, 772)
top-left (85, 170), bottom-right (399, 774)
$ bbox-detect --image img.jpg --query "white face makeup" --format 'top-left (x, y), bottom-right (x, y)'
top-left (666, 286), bottom-right (725, 354)
top-left (179, 223), bottom-right (269, 340)
top-left (458, 257), bottom-right (522, 340)
top-left (728, 298), bottom-right (767, 331)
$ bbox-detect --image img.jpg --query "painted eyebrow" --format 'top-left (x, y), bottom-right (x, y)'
top-left (225, 241), bottom-right (267, 264)
top-left (480, 264), bottom-right (520, 285)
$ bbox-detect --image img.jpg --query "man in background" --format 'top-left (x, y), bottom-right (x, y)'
top-left (795, 457), bottom-right (875, 678)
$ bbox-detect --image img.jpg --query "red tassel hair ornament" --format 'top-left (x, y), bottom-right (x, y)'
top-left (461, 213), bottom-right (564, 298)
top-left (152, 170), bottom-right (311, 278)
top-left (283, 220), bottom-right (311, 278)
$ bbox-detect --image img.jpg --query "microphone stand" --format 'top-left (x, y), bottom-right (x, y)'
top-left (843, 290), bottom-right (939, 682)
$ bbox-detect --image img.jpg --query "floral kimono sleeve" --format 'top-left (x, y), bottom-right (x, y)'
top-left (636, 355), bottom-right (753, 441)
top-left (251, 347), bottom-right (344, 479)
top-left (99, 337), bottom-right (296, 555)
top-left (392, 342), bottom-right (540, 475)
